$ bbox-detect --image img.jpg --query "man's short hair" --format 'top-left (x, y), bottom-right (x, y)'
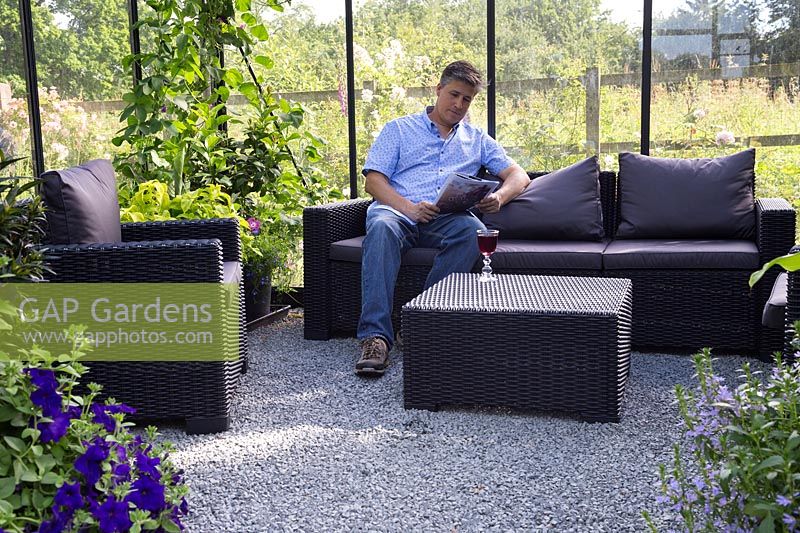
top-left (439, 61), bottom-right (484, 92)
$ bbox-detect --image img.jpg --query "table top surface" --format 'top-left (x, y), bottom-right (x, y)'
top-left (403, 273), bottom-right (632, 315)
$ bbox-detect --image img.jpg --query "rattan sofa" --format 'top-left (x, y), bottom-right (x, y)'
top-left (304, 159), bottom-right (796, 357)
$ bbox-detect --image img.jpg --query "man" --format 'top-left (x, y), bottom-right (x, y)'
top-left (356, 60), bottom-right (529, 376)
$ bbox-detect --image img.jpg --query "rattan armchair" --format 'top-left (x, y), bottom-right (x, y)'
top-left (39, 160), bottom-right (247, 434)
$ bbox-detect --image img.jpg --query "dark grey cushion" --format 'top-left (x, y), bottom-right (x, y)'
top-left (762, 272), bottom-right (788, 329)
top-left (330, 236), bottom-right (438, 266)
top-left (40, 159), bottom-right (121, 244)
top-left (616, 149), bottom-right (756, 239)
top-left (483, 156), bottom-right (604, 241)
top-left (490, 239), bottom-right (607, 270)
top-left (602, 239), bottom-right (759, 270)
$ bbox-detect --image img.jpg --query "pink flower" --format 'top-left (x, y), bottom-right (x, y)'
top-left (247, 217), bottom-right (261, 235)
top-left (715, 130), bottom-right (735, 145)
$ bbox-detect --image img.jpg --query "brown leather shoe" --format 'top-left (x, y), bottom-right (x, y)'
top-left (356, 337), bottom-right (389, 376)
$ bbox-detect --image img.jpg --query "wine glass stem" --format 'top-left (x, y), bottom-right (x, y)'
top-left (482, 255), bottom-right (492, 277)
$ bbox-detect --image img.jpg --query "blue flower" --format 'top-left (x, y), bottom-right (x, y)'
top-left (26, 368), bottom-right (58, 390)
top-left (127, 475), bottom-right (166, 513)
top-left (75, 441), bottom-right (109, 485)
top-left (30, 388), bottom-right (63, 418)
top-left (776, 494), bottom-right (791, 506)
top-left (91, 495), bottom-right (132, 533)
top-left (37, 510), bottom-right (69, 533)
top-left (54, 481), bottom-right (83, 512)
top-left (38, 411), bottom-right (73, 443)
top-left (783, 514), bottom-right (796, 528)
top-left (135, 452), bottom-right (161, 480)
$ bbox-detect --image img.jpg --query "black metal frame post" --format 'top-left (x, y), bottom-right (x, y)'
top-left (487, 0), bottom-right (496, 139)
top-left (127, 0), bottom-right (142, 86)
top-left (345, 0), bottom-right (357, 199)
top-left (18, 0), bottom-right (44, 176)
top-left (641, 0), bottom-right (652, 155)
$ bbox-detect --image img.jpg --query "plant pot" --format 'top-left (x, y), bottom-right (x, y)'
top-left (243, 272), bottom-right (272, 323)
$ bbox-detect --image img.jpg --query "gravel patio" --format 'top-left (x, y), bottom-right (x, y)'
top-left (157, 312), bottom-right (768, 532)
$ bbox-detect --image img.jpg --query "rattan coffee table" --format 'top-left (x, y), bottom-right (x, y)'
top-left (401, 273), bottom-right (633, 422)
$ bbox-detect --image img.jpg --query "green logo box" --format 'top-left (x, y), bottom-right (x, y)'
top-left (0, 283), bottom-right (240, 362)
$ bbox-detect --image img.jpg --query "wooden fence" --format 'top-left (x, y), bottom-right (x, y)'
top-left (4, 62), bottom-right (798, 153)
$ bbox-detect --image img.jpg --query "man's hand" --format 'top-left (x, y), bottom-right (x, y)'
top-left (407, 201), bottom-right (440, 223)
top-left (476, 192), bottom-right (502, 214)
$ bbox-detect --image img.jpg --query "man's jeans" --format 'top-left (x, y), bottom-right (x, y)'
top-left (357, 208), bottom-right (485, 348)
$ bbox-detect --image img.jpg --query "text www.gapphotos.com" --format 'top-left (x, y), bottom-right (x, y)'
top-left (20, 329), bottom-right (214, 348)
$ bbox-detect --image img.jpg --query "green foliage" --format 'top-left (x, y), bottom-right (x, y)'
top-left (0, 174), bottom-right (50, 282)
top-left (750, 251), bottom-right (800, 287)
top-left (0, 0), bottom-right (129, 99)
top-left (119, 180), bottom-right (241, 222)
top-left (0, 307), bottom-right (188, 532)
top-left (646, 340), bottom-right (800, 532)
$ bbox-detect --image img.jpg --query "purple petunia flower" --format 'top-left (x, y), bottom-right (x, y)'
top-left (135, 451), bottom-right (161, 480)
top-left (127, 475), bottom-right (166, 513)
top-left (247, 217), bottom-right (261, 235)
top-left (30, 388), bottom-right (63, 418)
top-left (92, 495), bottom-right (132, 533)
top-left (54, 481), bottom-right (83, 512)
top-left (37, 515), bottom-right (67, 533)
top-left (26, 368), bottom-right (58, 390)
top-left (75, 441), bottom-right (110, 485)
top-left (38, 410), bottom-right (73, 443)
top-left (112, 462), bottom-right (131, 482)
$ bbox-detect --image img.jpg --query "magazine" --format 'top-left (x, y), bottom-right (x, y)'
top-left (434, 173), bottom-right (500, 213)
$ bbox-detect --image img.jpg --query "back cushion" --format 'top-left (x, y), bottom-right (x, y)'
top-left (40, 159), bottom-right (122, 244)
top-left (616, 149), bottom-right (756, 239)
top-left (483, 156), bottom-right (604, 241)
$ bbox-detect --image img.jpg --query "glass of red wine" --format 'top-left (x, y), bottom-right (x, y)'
top-left (476, 229), bottom-right (499, 282)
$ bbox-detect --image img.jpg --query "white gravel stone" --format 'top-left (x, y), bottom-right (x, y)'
top-left (155, 312), bottom-right (767, 532)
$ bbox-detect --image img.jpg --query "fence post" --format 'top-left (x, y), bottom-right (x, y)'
top-left (0, 83), bottom-right (11, 110)
top-left (584, 67), bottom-right (600, 155)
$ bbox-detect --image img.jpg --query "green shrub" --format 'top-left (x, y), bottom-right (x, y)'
top-left (645, 329), bottom-right (800, 532)
top-left (0, 315), bottom-right (189, 532)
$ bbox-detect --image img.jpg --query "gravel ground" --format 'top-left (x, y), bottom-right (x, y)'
top-left (157, 312), bottom-right (768, 532)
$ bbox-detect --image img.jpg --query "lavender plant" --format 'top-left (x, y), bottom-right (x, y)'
top-left (0, 307), bottom-right (189, 532)
top-left (645, 325), bottom-right (800, 532)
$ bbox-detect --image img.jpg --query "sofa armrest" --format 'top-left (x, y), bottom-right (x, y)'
top-left (303, 198), bottom-right (371, 339)
top-left (121, 218), bottom-right (241, 262)
top-left (756, 198), bottom-right (796, 264)
top-left (43, 239), bottom-right (224, 283)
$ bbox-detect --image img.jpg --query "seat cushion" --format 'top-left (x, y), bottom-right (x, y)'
top-left (40, 159), bottom-right (122, 244)
top-left (483, 156), bottom-right (604, 241)
top-left (602, 239), bottom-right (759, 270)
top-left (330, 236), bottom-right (438, 266)
top-left (762, 272), bottom-right (788, 329)
top-left (491, 239), bottom-right (607, 270)
top-left (223, 261), bottom-right (242, 284)
top-left (616, 149), bottom-right (755, 240)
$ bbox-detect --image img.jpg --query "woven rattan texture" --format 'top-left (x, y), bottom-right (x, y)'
top-left (121, 218), bottom-right (242, 262)
top-left (42, 231), bottom-right (247, 433)
top-left (402, 274), bottom-right (633, 422)
top-left (755, 200), bottom-right (797, 357)
top-left (407, 273), bottom-right (630, 315)
top-left (787, 269), bottom-right (799, 362)
top-left (303, 199), bottom-right (370, 339)
top-left (606, 269), bottom-right (755, 352)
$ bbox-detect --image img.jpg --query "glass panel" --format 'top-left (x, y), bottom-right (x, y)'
top-left (32, 0), bottom-right (129, 170)
top-left (239, 0), bottom-right (349, 194)
top-left (496, 0), bottom-right (642, 173)
top-left (0, 8), bottom-right (33, 177)
top-left (354, 0), bottom-right (487, 196)
top-left (652, 0), bottom-right (800, 233)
